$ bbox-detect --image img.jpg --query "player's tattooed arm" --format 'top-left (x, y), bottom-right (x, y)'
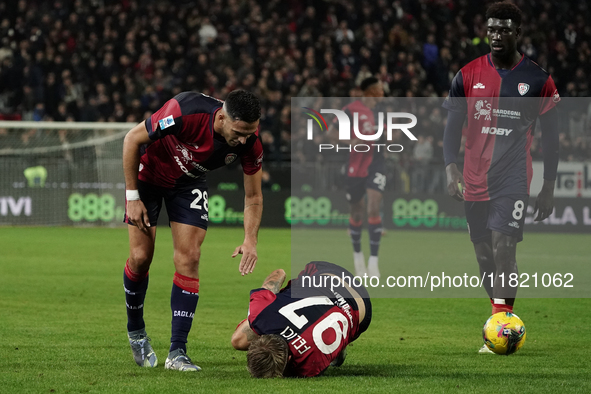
top-left (262, 269), bottom-right (286, 294)
top-left (242, 324), bottom-right (258, 343)
top-left (231, 319), bottom-right (259, 350)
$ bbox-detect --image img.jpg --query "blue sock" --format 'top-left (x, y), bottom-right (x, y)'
top-left (124, 261), bottom-right (149, 332)
top-left (368, 217), bottom-right (383, 257)
top-left (170, 273), bottom-right (200, 353)
top-left (349, 219), bottom-right (363, 253)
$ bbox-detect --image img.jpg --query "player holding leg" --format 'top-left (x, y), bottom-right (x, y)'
top-left (123, 90), bottom-right (264, 370)
top-left (231, 262), bottom-right (372, 377)
top-left (442, 2), bottom-right (559, 353)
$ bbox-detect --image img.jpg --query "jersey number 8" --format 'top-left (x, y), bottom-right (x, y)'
top-left (512, 200), bottom-right (524, 220)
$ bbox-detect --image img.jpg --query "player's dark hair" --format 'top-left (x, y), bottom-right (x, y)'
top-left (247, 334), bottom-right (289, 378)
top-left (486, 2), bottom-right (522, 27)
top-left (360, 77), bottom-right (379, 92)
top-left (225, 89), bottom-right (261, 123)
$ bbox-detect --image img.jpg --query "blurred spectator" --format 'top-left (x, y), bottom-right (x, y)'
top-left (0, 0), bottom-right (589, 169)
top-left (199, 17), bottom-right (218, 48)
top-left (335, 21), bottom-right (354, 44)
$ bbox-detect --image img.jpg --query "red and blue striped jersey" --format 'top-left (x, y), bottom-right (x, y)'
top-left (340, 100), bottom-right (383, 178)
top-left (443, 54), bottom-right (559, 200)
top-left (248, 284), bottom-right (361, 377)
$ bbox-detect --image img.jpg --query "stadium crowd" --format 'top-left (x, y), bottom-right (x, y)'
top-left (0, 0), bottom-right (590, 192)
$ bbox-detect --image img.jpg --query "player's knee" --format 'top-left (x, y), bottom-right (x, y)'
top-left (174, 249), bottom-right (201, 273)
top-left (368, 208), bottom-right (380, 219)
top-left (351, 214), bottom-right (363, 224)
top-left (475, 249), bottom-right (493, 264)
top-left (129, 249), bottom-right (153, 269)
top-left (492, 232), bottom-right (517, 248)
top-left (473, 243), bottom-right (493, 266)
top-left (350, 208), bottom-right (363, 223)
top-left (475, 253), bottom-right (492, 266)
top-left (492, 236), bottom-right (517, 258)
top-left (367, 200), bottom-right (381, 218)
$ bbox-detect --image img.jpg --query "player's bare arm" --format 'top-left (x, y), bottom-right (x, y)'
top-left (231, 319), bottom-right (259, 351)
top-left (122, 122), bottom-right (153, 232)
top-left (261, 269), bottom-right (287, 294)
top-left (230, 269), bottom-right (285, 350)
top-left (534, 107), bottom-right (559, 222)
top-left (443, 108), bottom-right (467, 202)
top-left (445, 163), bottom-right (465, 202)
top-left (534, 179), bottom-right (555, 222)
top-left (232, 169), bottom-right (263, 275)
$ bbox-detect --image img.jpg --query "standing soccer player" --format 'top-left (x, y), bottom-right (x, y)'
top-left (442, 2), bottom-right (559, 353)
top-left (122, 90), bottom-right (263, 370)
top-left (337, 77), bottom-right (385, 278)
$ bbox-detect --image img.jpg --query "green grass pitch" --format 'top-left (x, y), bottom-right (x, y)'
top-left (0, 226), bottom-right (589, 393)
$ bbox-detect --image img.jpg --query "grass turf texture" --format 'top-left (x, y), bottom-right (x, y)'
top-left (0, 227), bottom-right (589, 393)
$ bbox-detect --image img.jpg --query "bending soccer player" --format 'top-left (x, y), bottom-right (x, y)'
top-left (442, 2), bottom-right (559, 353)
top-left (231, 261), bottom-right (372, 377)
top-left (122, 90), bottom-right (264, 370)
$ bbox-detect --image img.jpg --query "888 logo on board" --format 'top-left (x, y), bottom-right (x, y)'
top-left (68, 193), bottom-right (124, 222)
top-left (286, 196), bottom-right (333, 225)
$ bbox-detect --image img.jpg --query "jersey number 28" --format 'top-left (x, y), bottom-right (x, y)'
top-left (190, 189), bottom-right (209, 211)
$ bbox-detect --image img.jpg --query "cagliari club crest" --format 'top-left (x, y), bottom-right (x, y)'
top-left (518, 83), bottom-right (529, 96)
top-left (225, 153), bottom-right (237, 165)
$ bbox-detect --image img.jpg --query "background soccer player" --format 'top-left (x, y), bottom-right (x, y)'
top-left (122, 89), bottom-right (264, 370)
top-left (231, 262), bottom-right (372, 377)
top-left (332, 77), bottom-right (386, 278)
top-left (442, 2), bottom-right (559, 353)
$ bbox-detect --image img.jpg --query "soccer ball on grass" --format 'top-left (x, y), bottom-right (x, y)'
top-left (482, 312), bottom-right (526, 355)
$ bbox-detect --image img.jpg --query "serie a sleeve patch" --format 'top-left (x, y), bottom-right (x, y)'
top-left (158, 115), bottom-right (175, 130)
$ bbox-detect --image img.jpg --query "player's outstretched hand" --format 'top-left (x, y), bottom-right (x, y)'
top-left (446, 163), bottom-right (465, 201)
top-left (533, 183), bottom-right (555, 222)
top-left (127, 200), bottom-right (151, 232)
top-left (232, 242), bottom-right (258, 276)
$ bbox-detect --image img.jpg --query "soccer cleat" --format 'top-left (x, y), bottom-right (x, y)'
top-left (330, 348), bottom-right (347, 367)
top-left (165, 349), bottom-right (202, 372)
top-left (367, 255), bottom-right (380, 279)
top-left (353, 251), bottom-right (367, 277)
top-left (128, 329), bottom-right (158, 367)
top-left (478, 344), bottom-right (495, 354)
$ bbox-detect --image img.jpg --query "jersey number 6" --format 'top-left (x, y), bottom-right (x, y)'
top-left (279, 296), bottom-right (349, 355)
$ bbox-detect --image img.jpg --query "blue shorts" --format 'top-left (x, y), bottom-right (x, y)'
top-left (346, 161), bottom-right (386, 204)
top-left (124, 179), bottom-right (209, 230)
top-left (464, 195), bottom-right (529, 244)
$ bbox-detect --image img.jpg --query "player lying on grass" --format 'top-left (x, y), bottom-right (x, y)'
top-left (231, 261), bottom-right (372, 377)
